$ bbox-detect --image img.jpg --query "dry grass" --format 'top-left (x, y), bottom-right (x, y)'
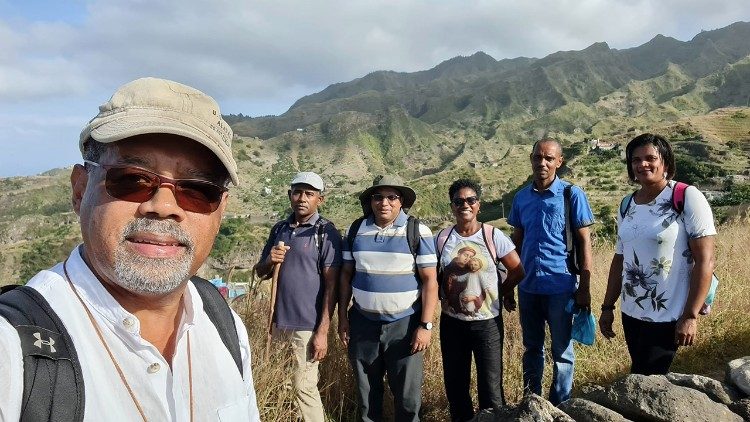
top-left (240, 216), bottom-right (750, 421)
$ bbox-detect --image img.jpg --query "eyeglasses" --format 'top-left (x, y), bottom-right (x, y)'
top-left (371, 193), bottom-right (401, 203)
top-left (84, 160), bottom-right (227, 213)
top-left (451, 196), bottom-right (479, 207)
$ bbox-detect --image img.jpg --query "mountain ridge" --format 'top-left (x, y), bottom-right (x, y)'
top-left (1, 22), bottom-right (750, 285)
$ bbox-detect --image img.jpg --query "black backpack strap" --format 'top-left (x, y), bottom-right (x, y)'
top-left (346, 216), bottom-right (367, 253)
top-left (563, 184), bottom-right (574, 255)
top-left (406, 216), bottom-right (421, 260)
top-left (191, 277), bottom-right (243, 377)
top-left (0, 285), bottom-right (85, 422)
top-left (563, 184), bottom-right (581, 275)
top-left (314, 217), bottom-right (332, 274)
top-left (269, 220), bottom-right (286, 244)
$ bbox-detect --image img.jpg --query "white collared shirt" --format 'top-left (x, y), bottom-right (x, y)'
top-left (0, 246), bottom-right (260, 421)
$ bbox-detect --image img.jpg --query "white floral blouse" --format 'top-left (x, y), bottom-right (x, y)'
top-left (616, 180), bottom-right (716, 322)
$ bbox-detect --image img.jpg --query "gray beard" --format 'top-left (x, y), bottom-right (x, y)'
top-left (113, 218), bottom-right (195, 295)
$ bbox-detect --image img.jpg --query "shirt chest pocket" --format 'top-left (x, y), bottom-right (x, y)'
top-left (217, 395), bottom-right (253, 421)
top-left (543, 202), bottom-right (565, 234)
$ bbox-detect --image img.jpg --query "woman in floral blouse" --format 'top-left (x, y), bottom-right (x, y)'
top-left (598, 133), bottom-right (716, 375)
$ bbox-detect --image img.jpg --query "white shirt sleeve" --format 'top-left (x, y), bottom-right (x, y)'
top-left (492, 228), bottom-right (516, 259)
top-left (682, 186), bottom-right (717, 239)
top-left (232, 311), bottom-right (261, 421)
top-left (0, 317), bottom-right (23, 421)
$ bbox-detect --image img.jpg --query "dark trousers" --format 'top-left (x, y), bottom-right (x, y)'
top-left (622, 312), bottom-right (679, 375)
top-left (348, 309), bottom-right (424, 422)
top-left (440, 314), bottom-right (504, 422)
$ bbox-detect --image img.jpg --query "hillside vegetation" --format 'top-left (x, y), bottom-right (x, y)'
top-left (1, 23), bottom-right (750, 284)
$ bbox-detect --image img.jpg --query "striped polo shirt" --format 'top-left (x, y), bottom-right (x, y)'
top-left (343, 210), bottom-right (437, 322)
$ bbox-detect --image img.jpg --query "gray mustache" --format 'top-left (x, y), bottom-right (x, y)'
top-left (121, 218), bottom-right (195, 251)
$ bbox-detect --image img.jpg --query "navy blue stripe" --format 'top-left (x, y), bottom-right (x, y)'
top-left (352, 272), bottom-right (420, 293)
top-left (353, 303), bottom-right (417, 322)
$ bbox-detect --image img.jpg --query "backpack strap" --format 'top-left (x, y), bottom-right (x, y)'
top-left (0, 285), bottom-right (85, 422)
top-left (564, 184), bottom-right (584, 275)
top-left (405, 216), bottom-right (421, 260)
top-left (619, 192), bottom-right (634, 218)
top-left (480, 224), bottom-right (508, 283)
top-left (269, 220), bottom-right (286, 244)
top-left (671, 181), bottom-right (689, 214)
top-left (480, 223), bottom-right (498, 264)
top-left (191, 277), bottom-right (243, 377)
top-left (346, 216), bottom-right (367, 254)
top-left (563, 185), bottom-right (574, 255)
top-left (435, 226), bottom-right (454, 264)
top-left (314, 217), bottom-right (332, 275)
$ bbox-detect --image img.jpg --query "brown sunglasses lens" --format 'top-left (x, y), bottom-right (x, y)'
top-left (104, 166), bottom-right (224, 213)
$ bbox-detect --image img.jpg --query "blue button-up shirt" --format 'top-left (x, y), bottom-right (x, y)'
top-left (508, 177), bottom-right (594, 294)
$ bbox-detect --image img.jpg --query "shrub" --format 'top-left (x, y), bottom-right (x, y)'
top-left (674, 155), bottom-right (726, 185)
top-left (712, 182), bottom-right (750, 206)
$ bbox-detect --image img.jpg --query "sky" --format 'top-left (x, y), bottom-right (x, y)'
top-left (1, 0), bottom-right (749, 177)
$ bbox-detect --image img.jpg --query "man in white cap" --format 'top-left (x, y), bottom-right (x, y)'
top-left (0, 77), bottom-right (260, 421)
top-left (255, 171), bottom-right (342, 422)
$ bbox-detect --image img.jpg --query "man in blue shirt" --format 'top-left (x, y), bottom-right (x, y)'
top-left (256, 172), bottom-right (342, 422)
top-left (508, 139), bottom-right (594, 405)
top-left (338, 175), bottom-right (438, 422)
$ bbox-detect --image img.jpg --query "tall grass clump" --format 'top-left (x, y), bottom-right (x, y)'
top-left (239, 216), bottom-right (750, 420)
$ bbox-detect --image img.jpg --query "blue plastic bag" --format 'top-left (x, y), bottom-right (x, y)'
top-left (699, 273), bottom-right (720, 315)
top-left (566, 300), bottom-right (596, 346)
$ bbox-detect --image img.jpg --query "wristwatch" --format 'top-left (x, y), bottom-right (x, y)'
top-left (419, 321), bottom-right (433, 330)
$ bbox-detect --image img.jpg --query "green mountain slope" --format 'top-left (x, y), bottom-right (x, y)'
top-left (2, 22), bottom-right (750, 285)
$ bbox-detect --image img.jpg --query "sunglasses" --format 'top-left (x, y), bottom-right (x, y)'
top-left (371, 193), bottom-right (401, 203)
top-left (451, 196), bottom-right (479, 207)
top-left (84, 160), bottom-right (227, 213)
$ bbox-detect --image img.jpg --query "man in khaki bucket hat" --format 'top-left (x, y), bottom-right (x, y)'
top-left (0, 77), bottom-right (260, 421)
top-left (338, 174), bottom-right (439, 421)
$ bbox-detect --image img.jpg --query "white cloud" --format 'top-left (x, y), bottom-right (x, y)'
top-left (0, 0), bottom-right (748, 175)
top-left (3, 0), bottom-right (749, 104)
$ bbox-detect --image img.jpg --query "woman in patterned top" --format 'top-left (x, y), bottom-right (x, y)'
top-left (436, 179), bottom-right (524, 421)
top-left (599, 133), bottom-right (717, 375)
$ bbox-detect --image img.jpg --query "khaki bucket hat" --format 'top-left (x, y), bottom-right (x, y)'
top-left (358, 174), bottom-right (417, 214)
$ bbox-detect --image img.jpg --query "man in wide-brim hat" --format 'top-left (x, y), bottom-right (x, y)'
top-left (338, 174), bottom-right (439, 421)
top-left (357, 174), bottom-right (417, 215)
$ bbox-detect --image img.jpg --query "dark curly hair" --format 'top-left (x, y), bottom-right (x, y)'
top-left (448, 179), bottom-right (482, 200)
top-left (625, 133), bottom-right (675, 182)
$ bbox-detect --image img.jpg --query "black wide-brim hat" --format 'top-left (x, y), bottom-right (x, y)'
top-left (358, 174), bottom-right (417, 214)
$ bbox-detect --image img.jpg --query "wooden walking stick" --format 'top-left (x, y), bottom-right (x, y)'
top-left (265, 241), bottom-right (284, 359)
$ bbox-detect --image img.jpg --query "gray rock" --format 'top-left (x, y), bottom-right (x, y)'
top-left (666, 372), bottom-right (742, 404)
top-left (728, 398), bottom-right (750, 420)
top-left (471, 394), bottom-right (574, 422)
top-left (558, 397), bottom-right (632, 422)
top-left (580, 374), bottom-right (742, 422)
top-left (727, 357), bottom-right (750, 396)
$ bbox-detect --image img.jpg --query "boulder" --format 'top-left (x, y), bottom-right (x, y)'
top-left (727, 357), bottom-right (750, 396)
top-left (580, 374), bottom-right (742, 422)
top-left (666, 372), bottom-right (742, 404)
top-left (558, 397), bottom-right (632, 421)
top-left (471, 394), bottom-right (574, 422)
top-left (728, 398), bottom-right (750, 420)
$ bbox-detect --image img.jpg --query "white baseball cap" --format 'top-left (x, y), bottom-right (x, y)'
top-left (290, 172), bottom-right (325, 191)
